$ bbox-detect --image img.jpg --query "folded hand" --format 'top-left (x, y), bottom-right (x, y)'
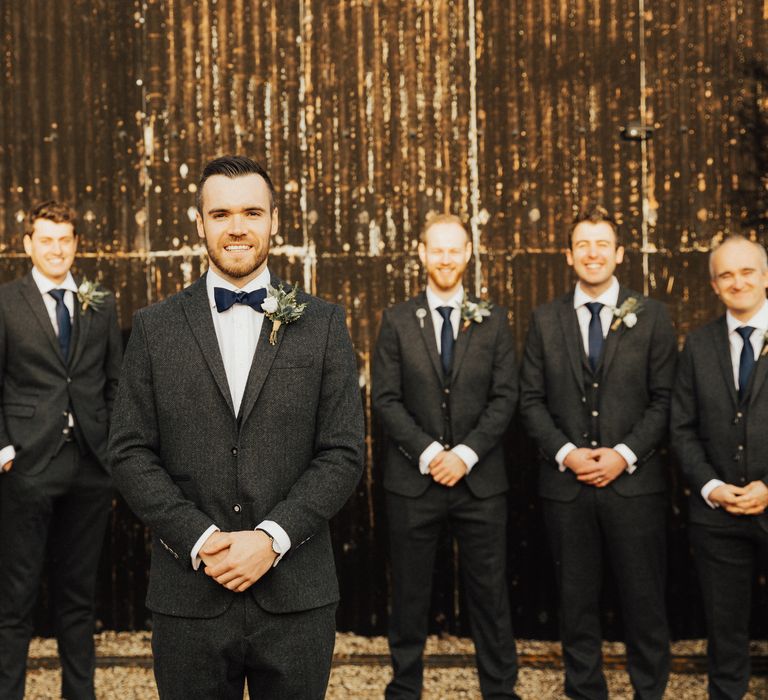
top-left (203, 530), bottom-right (277, 592)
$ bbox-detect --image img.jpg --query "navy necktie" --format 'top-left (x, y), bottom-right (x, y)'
top-left (48, 289), bottom-right (71, 360)
top-left (737, 325), bottom-right (756, 397)
top-left (586, 302), bottom-right (604, 371)
top-left (437, 306), bottom-right (454, 376)
top-left (214, 287), bottom-right (267, 313)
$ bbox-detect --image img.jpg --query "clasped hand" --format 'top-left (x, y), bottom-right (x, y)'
top-left (199, 530), bottom-right (277, 593)
top-left (709, 481), bottom-right (768, 515)
top-left (428, 450), bottom-right (468, 487)
top-left (564, 447), bottom-right (628, 487)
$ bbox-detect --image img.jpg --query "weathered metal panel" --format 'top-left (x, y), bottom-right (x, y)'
top-left (1, 0), bottom-right (767, 639)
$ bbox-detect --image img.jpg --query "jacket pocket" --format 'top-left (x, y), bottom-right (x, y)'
top-left (4, 404), bottom-right (35, 418)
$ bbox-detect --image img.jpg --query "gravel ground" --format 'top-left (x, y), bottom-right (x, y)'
top-left (23, 633), bottom-right (768, 699)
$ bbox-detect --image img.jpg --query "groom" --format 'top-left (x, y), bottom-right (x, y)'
top-left (110, 155), bottom-right (364, 699)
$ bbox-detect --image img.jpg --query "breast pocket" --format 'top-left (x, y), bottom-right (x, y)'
top-left (3, 403), bottom-right (35, 418)
top-left (272, 353), bottom-right (314, 369)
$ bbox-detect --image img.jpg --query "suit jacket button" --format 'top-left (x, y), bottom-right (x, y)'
top-left (66, 377), bottom-right (72, 384)
top-left (591, 410), bottom-right (599, 417)
top-left (590, 440), bottom-right (598, 447)
top-left (231, 447), bottom-right (238, 456)
top-left (737, 445), bottom-right (744, 451)
top-left (62, 411), bottom-right (68, 417)
top-left (593, 382), bottom-right (599, 388)
top-left (444, 388), bottom-right (450, 395)
top-left (581, 396), bottom-right (586, 403)
top-left (233, 504), bottom-right (241, 513)
top-left (582, 433), bottom-right (588, 439)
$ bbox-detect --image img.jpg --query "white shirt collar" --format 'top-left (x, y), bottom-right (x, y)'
top-left (573, 276), bottom-right (620, 310)
top-left (726, 299), bottom-right (768, 335)
top-left (425, 285), bottom-right (464, 312)
top-left (31, 267), bottom-right (78, 295)
top-left (206, 267), bottom-right (271, 309)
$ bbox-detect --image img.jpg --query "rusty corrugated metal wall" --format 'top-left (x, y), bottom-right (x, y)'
top-left (1, 0), bottom-right (767, 638)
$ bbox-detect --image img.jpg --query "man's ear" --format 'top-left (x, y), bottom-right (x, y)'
top-left (196, 211), bottom-right (205, 240)
top-left (615, 246), bottom-right (625, 264)
top-left (418, 241), bottom-right (426, 266)
top-left (270, 208), bottom-right (279, 237)
top-left (463, 241), bottom-right (472, 264)
top-left (565, 248), bottom-right (574, 267)
top-left (23, 234), bottom-right (32, 257)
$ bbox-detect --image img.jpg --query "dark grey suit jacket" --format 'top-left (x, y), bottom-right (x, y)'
top-left (671, 315), bottom-right (768, 528)
top-left (520, 286), bottom-right (677, 501)
top-left (371, 292), bottom-right (517, 499)
top-left (109, 274), bottom-right (364, 618)
top-left (0, 272), bottom-right (122, 473)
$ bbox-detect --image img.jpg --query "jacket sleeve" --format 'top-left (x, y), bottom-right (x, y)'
top-left (371, 307), bottom-right (436, 464)
top-left (458, 310), bottom-right (518, 461)
top-left (519, 311), bottom-right (574, 461)
top-left (670, 336), bottom-right (722, 491)
top-left (109, 310), bottom-right (215, 563)
top-left (262, 305), bottom-right (365, 548)
top-left (617, 301), bottom-right (677, 464)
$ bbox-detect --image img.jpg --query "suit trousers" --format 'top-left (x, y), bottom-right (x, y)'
top-left (689, 518), bottom-right (768, 700)
top-left (151, 595), bottom-right (337, 700)
top-left (0, 441), bottom-right (112, 700)
top-left (385, 481), bottom-right (519, 700)
top-left (542, 487), bottom-right (670, 700)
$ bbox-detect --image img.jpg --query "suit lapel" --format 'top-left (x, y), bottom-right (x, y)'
top-left (68, 283), bottom-right (92, 369)
top-left (238, 276), bottom-right (286, 426)
top-left (599, 286), bottom-right (632, 377)
top-left (19, 273), bottom-right (64, 363)
top-left (713, 316), bottom-right (738, 408)
top-left (451, 316), bottom-right (473, 381)
top-left (557, 293), bottom-right (585, 388)
top-left (181, 275), bottom-right (236, 416)
top-left (414, 294), bottom-right (444, 382)
top-left (748, 330), bottom-right (768, 407)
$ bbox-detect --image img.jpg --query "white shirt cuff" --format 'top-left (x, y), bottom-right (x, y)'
top-left (614, 444), bottom-right (637, 475)
top-left (191, 523), bottom-right (220, 570)
top-left (0, 444), bottom-right (16, 468)
top-left (451, 444), bottom-right (479, 473)
top-left (419, 441), bottom-right (443, 475)
top-left (256, 520), bottom-right (291, 566)
top-left (555, 443), bottom-right (577, 472)
top-left (702, 479), bottom-right (726, 509)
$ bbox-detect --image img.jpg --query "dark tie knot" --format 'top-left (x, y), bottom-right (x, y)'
top-left (437, 306), bottom-right (453, 321)
top-left (585, 301), bottom-right (604, 318)
top-left (737, 326), bottom-right (756, 343)
top-left (48, 288), bottom-right (67, 302)
top-left (214, 286), bottom-right (268, 313)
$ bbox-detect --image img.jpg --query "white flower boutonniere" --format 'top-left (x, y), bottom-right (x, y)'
top-left (76, 278), bottom-right (109, 312)
top-left (261, 283), bottom-right (307, 345)
top-left (610, 296), bottom-right (643, 331)
top-left (460, 297), bottom-right (493, 331)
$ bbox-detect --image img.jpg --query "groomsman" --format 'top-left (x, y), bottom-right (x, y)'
top-left (520, 205), bottom-right (676, 699)
top-left (110, 156), bottom-right (364, 699)
top-left (0, 201), bottom-right (123, 700)
top-left (671, 235), bottom-right (768, 700)
top-left (372, 214), bottom-right (520, 699)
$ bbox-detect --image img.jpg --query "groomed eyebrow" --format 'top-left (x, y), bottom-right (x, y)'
top-left (206, 205), bottom-right (267, 215)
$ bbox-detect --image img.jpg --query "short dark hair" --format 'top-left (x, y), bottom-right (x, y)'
top-left (196, 155), bottom-right (276, 213)
top-left (569, 203), bottom-right (621, 248)
top-left (24, 200), bottom-right (78, 238)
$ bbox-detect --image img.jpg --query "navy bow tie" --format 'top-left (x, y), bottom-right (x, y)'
top-left (214, 287), bottom-right (268, 313)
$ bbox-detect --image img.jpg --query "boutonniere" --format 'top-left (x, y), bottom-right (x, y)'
top-left (460, 297), bottom-right (493, 331)
top-left (761, 330), bottom-right (768, 357)
top-left (261, 283), bottom-right (307, 345)
top-left (610, 296), bottom-right (643, 331)
top-left (76, 278), bottom-right (109, 312)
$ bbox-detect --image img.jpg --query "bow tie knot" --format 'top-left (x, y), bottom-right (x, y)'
top-left (214, 287), bottom-right (268, 313)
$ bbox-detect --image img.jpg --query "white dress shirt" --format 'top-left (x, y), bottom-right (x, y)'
top-left (701, 300), bottom-right (768, 508)
top-left (0, 268), bottom-right (78, 468)
top-left (417, 286), bottom-right (479, 475)
top-left (554, 277), bottom-right (638, 474)
top-left (190, 267), bottom-right (290, 569)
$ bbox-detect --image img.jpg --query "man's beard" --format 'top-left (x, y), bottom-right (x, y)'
top-left (427, 266), bottom-right (464, 292)
top-left (204, 238), bottom-right (268, 280)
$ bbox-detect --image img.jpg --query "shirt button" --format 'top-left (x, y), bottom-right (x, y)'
top-left (66, 377), bottom-right (72, 384)
top-left (581, 396), bottom-right (586, 403)
top-left (233, 504), bottom-right (241, 513)
top-left (62, 411), bottom-right (68, 417)
top-left (231, 447), bottom-right (238, 456)
top-left (737, 445), bottom-right (744, 451)
top-left (737, 412), bottom-right (743, 418)
top-left (593, 382), bottom-right (599, 388)
top-left (444, 388), bottom-right (450, 395)
top-left (591, 410), bottom-right (599, 417)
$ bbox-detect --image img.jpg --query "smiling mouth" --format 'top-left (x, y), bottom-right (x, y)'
top-left (224, 244), bottom-right (252, 252)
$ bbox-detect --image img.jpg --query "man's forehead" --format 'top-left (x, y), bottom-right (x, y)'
top-left (201, 173), bottom-right (271, 209)
top-left (424, 223), bottom-right (469, 246)
top-left (713, 240), bottom-right (764, 269)
top-left (31, 219), bottom-right (75, 237)
top-left (572, 221), bottom-right (616, 243)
